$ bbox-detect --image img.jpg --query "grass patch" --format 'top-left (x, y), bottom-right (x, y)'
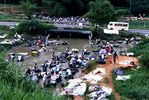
top-left (103, 77), bottom-right (110, 85)
top-left (112, 67), bottom-right (149, 99)
top-left (0, 52), bottom-right (70, 100)
top-left (83, 60), bottom-right (97, 74)
top-left (0, 14), bottom-right (25, 22)
top-left (0, 4), bottom-right (19, 8)
top-left (108, 92), bottom-right (115, 100)
top-left (129, 38), bottom-right (149, 56)
top-left (129, 20), bottom-right (149, 29)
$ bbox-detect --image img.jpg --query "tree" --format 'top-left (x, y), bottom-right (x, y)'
top-left (115, 9), bottom-right (130, 21)
top-left (131, 0), bottom-right (149, 16)
top-left (20, 0), bottom-right (37, 20)
top-left (43, 0), bottom-right (85, 17)
top-left (109, 0), bottom-right (129, 7)
top-left (86, 0), bottom-right (116, 25)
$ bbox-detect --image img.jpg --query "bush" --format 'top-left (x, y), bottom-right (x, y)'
top-left (139, 51), bottom-right (149, 68)
top-left (0, 26), bottom-right (10, 31)
top-left (0, 81), bottom-right (67, 100)
top-left (0, 52), bottom-right (69, 100)
top-left (113, 68), bottom-right (149, 99)
top-left (16, 20), bottom-right (55, 35)
top-left (129, 38), bottom-right (149, 56)
top-left (83, 60), bottom-right (97, 74)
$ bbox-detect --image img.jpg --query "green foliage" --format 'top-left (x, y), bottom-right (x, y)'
top-left (0, 26), bottom-right (10, 31)
top-left (0, 53), bottom-right (21, 86)
top-left (114, 9), bottom-right (130, 18)
top-left (108, 92), bottom-right (115, 100)
top-left (16, 20), bottom-right (55, 35)
top-left (130, 38), bottom-right (149, 56)
top-left (0, 26), bottom-right (11, 35)
top-left (129, 20), bottom-right (149, 29)
top-left (0, 80), bottom-right (67, 100)
top-left (43, 0), bottom-right (85, 16)
top-left (20, 0), bottom-right (37, 19)
top-left (139, 51), bottom-right (149, 68)
top-left (86, 0), bottom-right (116, 25)
top-left (83, 60), bottom-right (97, 74)
top-left (0, 52), bottom-right (68, 100)
top-left (129, 38), bottom-right (149, 69)
top-left (113, 68), bottom-right (149, 99)
top-left (131, 0), bottom-right (149, 15)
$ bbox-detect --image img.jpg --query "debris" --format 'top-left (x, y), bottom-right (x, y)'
top-left (126, 52), bottom-right (134, 56)
top-left (114, 69), bottom-right (124, 76)
top-left (62, 80), bottom-right (86, 96)
top-left (83, 74), bottom-right (103, 84)
top-left (92, 68), bottom-right (106, 75)
top-left (116, 75), bottom-right (131, 81)
top-left (88, 85), bottom-right (112, 100)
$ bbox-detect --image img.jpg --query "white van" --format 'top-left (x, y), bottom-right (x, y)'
top-left (107, 22), bottom-right (129, 31)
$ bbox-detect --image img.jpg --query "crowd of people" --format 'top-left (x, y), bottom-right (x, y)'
top-left (24, 41), bottom-right (119, 88)
top-left (33, 15), bottom-right (91, 26)
top-left (25, 47), bottom-right (92, 88)
top-left (8, 34), bottom-right (121, 89)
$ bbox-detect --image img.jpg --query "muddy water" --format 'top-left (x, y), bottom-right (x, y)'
top-left (6, 38), bottom-right (133, 99)
top-left (7, 38), bottom-right (91, 71)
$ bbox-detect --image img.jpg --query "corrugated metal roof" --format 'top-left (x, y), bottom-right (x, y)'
top-left (49, 29), bottom-right (92, 35)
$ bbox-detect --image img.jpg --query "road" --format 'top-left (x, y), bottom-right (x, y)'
top-left (128, 29), bottom-right (149, 35)
top-left (0, 21), bottom-right (149, 35)
top-left (0, 21), bottom-right (89, 28)
top-left (0, 21), bottom-right (18, 26)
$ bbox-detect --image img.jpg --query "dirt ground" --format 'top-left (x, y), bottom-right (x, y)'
top-left (0, 7), bottom-right (21, 14)
top-left (74, 55), bottom-right (138, 100)
top-left (98, 55), bottom-right (138, 100)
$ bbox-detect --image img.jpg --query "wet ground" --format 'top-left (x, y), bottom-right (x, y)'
top-left (6, 38), bottom-right (136, 100)
top-left (7, 38), bottom-right (91, 71)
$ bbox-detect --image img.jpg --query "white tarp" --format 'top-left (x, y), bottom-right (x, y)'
top-left (92, 68), bottom-right (106, 75)
top-left (126, 52), bottom-right (134, 56)
top-left (72, 83), bottom-right (86, 96)
top-left (119, 60), bottom-right (132, 66)
top-left (104, 29), bottom-right (119, 35)
top-left (71, 48), bottom-right (79, 52)
top-left (116, 75), bottom-right (131, 81)
top-left (62, 81), bottom-right (87, 96)
top-left (88, 86), bottom-right (112, 100)
top-left (0, 34), bottom-right (7, 39)
top-left (83, 74), bottom-right (103, 84)
top-left (18, 52), bottom-right (28, 56)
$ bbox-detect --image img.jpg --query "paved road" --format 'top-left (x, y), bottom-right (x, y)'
top-left (0, 21), bottom-right (18, 26)
top-left (0, 21), bottom-right (149, 35)
top-left (128, 29), bottom-right (149, 35)
top-left (0, 21), bottom-right (89, 28)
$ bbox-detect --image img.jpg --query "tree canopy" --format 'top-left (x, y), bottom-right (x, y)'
top-left (20, 0), bottom-right (37, 19)
top-left (1, 0), bottom-right (149, 16)
top-left (43, 0), bottom-right (85, 17)
top-left (86, 0), bottom-right (116, 25)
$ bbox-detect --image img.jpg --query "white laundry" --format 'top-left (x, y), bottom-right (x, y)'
top-left (116, 75), bottom-right (131, 81)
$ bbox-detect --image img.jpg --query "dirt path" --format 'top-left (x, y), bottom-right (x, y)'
top-left (74, 55), bottom-right (138, 100)
top-left (99, 55), bottom-right (138, 100)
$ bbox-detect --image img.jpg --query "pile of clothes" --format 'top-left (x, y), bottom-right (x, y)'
top-left (88, 85), bottom-right (112, 100)
top-left (61, 67), bottom-right (112, 99)
top-left (113, 68), bottom-right (131, 81)
top-left (61, 78), bottom-right (87, 96)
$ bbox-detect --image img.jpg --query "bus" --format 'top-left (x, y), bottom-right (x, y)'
top-left (107, 22), bottom-right (129, 31)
